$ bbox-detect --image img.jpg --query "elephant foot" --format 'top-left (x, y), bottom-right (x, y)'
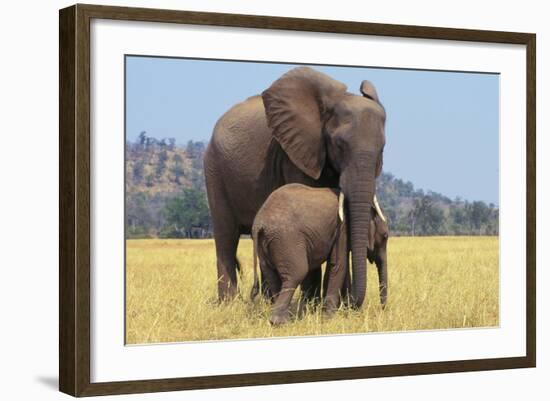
top-left (322, 297), bottom-right (340, 317)
top-left (322, 306), bottom-right (337, 320)
top-left (218, 281), bottom-right (239, 303)
top-left (270, 312), bottom-right (290, 326)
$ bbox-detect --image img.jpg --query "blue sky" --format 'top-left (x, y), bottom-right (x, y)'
top-left (126, 56), bottom-right (499, 205)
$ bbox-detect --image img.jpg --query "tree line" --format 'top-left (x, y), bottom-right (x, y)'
top-left (126, 133), bottom-right (498, 239)
top-left (377, 172), bottom-right (498, 236)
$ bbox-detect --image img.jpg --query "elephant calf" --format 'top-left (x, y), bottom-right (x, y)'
top-left (251, 184), bottom-right (348, 325)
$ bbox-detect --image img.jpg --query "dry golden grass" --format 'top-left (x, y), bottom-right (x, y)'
top-left (126, 236), bottom-right (499, 344)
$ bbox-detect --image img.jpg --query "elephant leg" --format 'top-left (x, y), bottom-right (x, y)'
top-left (323, 261), bottom-right (347, 317)
top-left (324, 223), bottom-right (349, 316)
top-left (214, 228), bottom-right (240, 301)
top-left (322, 263), bottom-right (331, 300)
top-left (299, 268), bottom-right (322, 311)
top-left (376, 257), bottom-right (388, 307)
top-left (209, 206), bottom-right (240, 301)
top-left (270, 246), bottom-right (308, 325)
top-left (341, 266), bottom-right (352, 307)
top-left (323, 262), bottom-right (339, 314)
top-left (260, 263), bottom-right (281, 303)
top-left (271, 280), bottom-right (303, 325)
top-left (260, 270), bottom-right (274, 300)
top-left (205, 170), bottom-right (241, 301)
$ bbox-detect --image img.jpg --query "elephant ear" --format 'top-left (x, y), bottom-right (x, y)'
top-left (360, 80), bottom-right (380, 103)
top-left (262, 67), bottom-right (347, 179)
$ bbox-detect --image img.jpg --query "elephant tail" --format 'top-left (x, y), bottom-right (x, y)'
top-left (250, 227), bottom-right (261, 301)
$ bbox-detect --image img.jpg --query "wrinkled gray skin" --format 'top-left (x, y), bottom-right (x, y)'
top-left (250, 184), bottom-right (348, 325)
top-left (339, 209), bottom-right (389, 307)
top-left (251, 184), bottom-right (389, 324)
top-left (204, 67), bottom-right (386, 306)
top-left (250, 184), bottom-right (390, 324)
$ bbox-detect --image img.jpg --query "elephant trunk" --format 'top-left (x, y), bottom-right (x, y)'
top-left (348, 173), bottom-right (376, 308)
top-left (349, 200), bottom-right (372, 308)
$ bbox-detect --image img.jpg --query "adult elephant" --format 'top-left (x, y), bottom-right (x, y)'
top-left (204, 66), bottom-right (386, 307)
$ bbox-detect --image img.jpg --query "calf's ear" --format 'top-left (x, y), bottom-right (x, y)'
top-left (367, 219), bottom-right (376, 252)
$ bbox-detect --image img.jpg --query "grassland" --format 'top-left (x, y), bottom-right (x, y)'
top-left (125, 236), bottom-right (498, 344)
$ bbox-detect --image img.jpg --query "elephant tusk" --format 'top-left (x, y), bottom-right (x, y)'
top-left (373, 195), bottom-right (386, 222)
top-left (338, 192), bottom-right (345, 223)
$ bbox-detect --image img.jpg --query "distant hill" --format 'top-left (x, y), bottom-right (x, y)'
top-left (375, 172), bottom-right (498, 236)
top-left (126, 132), bottom-right (208, 238)
top-left (126, 132), bottom-right (206, 195)
top-left (126, 133), bottom-right (498, 239)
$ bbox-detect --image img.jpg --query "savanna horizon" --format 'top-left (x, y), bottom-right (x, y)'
top-left (125, 236), bottom-right (499, 344)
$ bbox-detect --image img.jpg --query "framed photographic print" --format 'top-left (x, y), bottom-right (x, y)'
top-left (59, 4), bottom-right (536, 397)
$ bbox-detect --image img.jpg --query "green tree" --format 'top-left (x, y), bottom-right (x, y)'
top-left (408, 198), bottom-right (421, 236)
top-left (162, 189), bottom-right (211, 238)
top-left (145, 173), bottom-right (155, 188)
top-left (138, 131), bottom-right (147, 148)
top-left (409, 196), bottom-right (444, 236)
top-left (126, 192), bottom-right (153, 238)
top-left (145, 136), bottom-right (157, 151)
top-left (132, 160), bottom-right (144, 182)
top-left (470, 201), bottom-right (491, 235)
top-left (186, 140), bottom-right (197, 158)
top-left (171, 153), bottom-right (185, 184)
top-left (156, 150), bottom-right (168, 178)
